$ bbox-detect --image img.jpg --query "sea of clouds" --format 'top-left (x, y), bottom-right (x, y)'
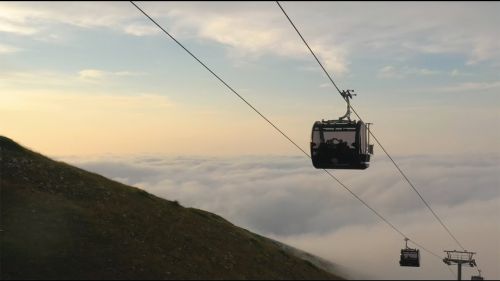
top-left (60, 153), bottom-right (499, 280)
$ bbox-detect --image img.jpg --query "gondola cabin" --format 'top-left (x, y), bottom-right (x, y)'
top-left (311, 119), bottom-right (373, 169)
top-left (399, 248), bottom-right (420, 267)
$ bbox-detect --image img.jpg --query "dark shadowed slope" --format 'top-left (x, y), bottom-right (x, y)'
top-left (0, 136), bottom-right (343, 280)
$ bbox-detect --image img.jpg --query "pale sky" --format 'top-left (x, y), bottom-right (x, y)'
top-left (1, 1), bottom-right (499, 279)
top-left (1, 1), bottom-right (499, 156)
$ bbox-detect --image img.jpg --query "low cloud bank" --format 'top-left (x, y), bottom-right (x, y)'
top-left (62, 153), bottom-right (500, 280)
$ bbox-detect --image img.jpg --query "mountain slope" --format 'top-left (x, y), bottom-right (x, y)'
top-left (0, 136), bottom-right (343, 280)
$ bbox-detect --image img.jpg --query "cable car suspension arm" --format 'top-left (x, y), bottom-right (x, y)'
top-left (339, 89), bottom-right (355, 121)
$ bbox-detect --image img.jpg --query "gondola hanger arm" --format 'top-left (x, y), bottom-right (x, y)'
top-left (339, 89), bottom-right (356, 121)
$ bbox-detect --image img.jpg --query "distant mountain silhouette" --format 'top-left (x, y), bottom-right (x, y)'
top-left (0, 136), bottom-right (343, 280)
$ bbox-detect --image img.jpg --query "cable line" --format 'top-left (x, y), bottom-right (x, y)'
top-left (130, 2), bottom-right (455, 277)
top-left (129, 1), bottom-right (308, 159)
top-left (275, 0), bottom-right (467, 252)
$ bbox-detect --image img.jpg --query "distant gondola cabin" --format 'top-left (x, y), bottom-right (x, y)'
top-left (399, 248), bottom-right (420, 267)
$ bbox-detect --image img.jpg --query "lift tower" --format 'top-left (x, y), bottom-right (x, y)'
top-left (443, 250), bottom-right (477, 280)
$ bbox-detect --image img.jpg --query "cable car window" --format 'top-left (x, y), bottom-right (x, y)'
top-left (323, 131), bottom-right (356, 148)
top-left (312, 130), bottom-right (321, 148)
top-left (404, 252), bottom-right (418, 259)
top-left (360, 123), bottom-right (366, 153)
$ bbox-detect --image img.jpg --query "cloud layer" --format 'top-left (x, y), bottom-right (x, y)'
top-left (2, 2), bottom-right (499, 71)
top-left (62, 153), bottom-right (500, 280)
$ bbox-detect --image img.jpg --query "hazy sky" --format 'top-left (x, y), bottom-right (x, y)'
top-left (1, 1), bottom-right (499, 279)
top-left (1, 1), bottom-right (499, 156)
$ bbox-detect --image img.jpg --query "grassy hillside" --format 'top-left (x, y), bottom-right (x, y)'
top-left (0, 136), bottom-right (342, 280)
